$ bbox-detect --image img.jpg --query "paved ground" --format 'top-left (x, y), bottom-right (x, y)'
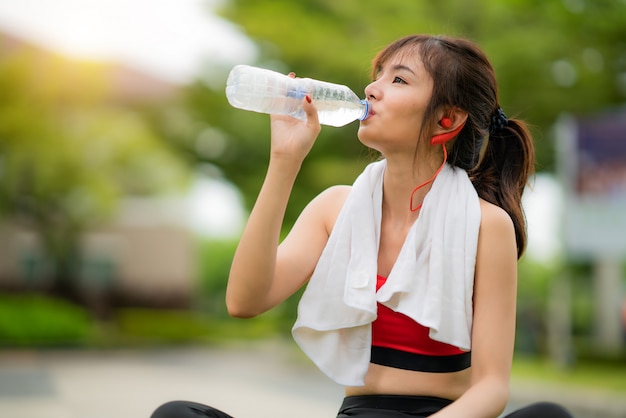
top-left (0, 340), bottom-right (624, 418)
top-left (0, 341), bottom-right (342, 418)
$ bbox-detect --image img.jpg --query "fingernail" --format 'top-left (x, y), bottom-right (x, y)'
top-left (305, 95), bottom-right (312, 104)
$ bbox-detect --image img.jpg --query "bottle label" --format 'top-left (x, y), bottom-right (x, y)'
top-left (286, 88), bottom-right (307, 100)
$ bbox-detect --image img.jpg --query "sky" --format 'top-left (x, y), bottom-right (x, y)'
top-left (0, 0), bottom-right (257, 84)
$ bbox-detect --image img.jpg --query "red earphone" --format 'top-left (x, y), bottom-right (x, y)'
top-left (410, 116), bottom-right (466, 212)
top-left (430, 117), bottom-right (465, 145)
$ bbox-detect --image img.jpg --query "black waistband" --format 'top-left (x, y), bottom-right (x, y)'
top-left (371, 346), bottom-right (471, 373)
top-left (339, 395), bottom-right (452, 415)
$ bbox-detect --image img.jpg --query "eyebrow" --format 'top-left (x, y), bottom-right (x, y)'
top-left (374, 63), bottom-right (417, 80)
top-left (390, 64), bottom-right (416, 74)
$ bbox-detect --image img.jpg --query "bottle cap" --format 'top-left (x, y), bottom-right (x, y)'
top-left (359, 99), bottom-right (369, 121)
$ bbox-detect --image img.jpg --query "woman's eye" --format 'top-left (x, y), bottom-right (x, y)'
top-left (393, 76), bottom-right (406, 84)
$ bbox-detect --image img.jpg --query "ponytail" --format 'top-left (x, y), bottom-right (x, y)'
top-left (470, 117), bottom-right (535, 258)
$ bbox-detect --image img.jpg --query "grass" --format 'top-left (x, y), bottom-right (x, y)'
top-left (511, 355), bottom-right (626, 395)
top-left (0, 293), bottom-right (288, 348)
top-left (0, 294), bottom-right (92, 347)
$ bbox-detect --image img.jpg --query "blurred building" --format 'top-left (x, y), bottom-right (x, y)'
top-left (555, 107), bottom-right (626, 358)
top-left (0, 198), bottom-right (195, 308)
top-left (558, 107), bottom-right (626, 258)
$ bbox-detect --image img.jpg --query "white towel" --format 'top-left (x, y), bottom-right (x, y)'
top-left (292, 159), bottom-right (481, 386)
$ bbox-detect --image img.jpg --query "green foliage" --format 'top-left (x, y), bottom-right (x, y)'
top-left (0, 294), bottom-right (92, 346)
top-left (186, 0), bottom-right (626, 223)
top-left (194, 238), bottom-right (301, 331)
top-left (113, 306), bottom-right (291, 345)
top-left (0, 54), bottom-right (190, 217)
top-left (512, 355), bottom-right (626, 394)
top-left (515, 257), bottom-right (554, 354)
top-left (195, 239), bottom-right (238, 317)
top-left (565, 262), bottom-right (603, 341)
top-left (0, 292), bottom-right (284, 347)
top-left (113, 308), bottom-right (214, 345)
top-left (0, 42), bottom-right (191, 296)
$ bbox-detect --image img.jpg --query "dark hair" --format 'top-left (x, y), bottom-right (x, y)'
top-left (372, 35), bottom-right (535, 258)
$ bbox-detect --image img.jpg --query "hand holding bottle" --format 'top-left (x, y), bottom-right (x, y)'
top-left (269, 74), bottom-right (321, 165)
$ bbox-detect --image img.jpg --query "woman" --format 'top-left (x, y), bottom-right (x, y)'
top-left (152, 35), bottom-right (573, 418)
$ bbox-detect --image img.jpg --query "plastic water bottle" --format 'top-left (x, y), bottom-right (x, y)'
top-left (225, 65), bottom-right (369, 127)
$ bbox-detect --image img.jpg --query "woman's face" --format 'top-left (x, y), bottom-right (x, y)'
top-left (357, 50), bottom-right (434, 153)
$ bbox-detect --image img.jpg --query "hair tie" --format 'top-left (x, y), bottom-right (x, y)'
top-left (489, 107), bottom-right (508, 135)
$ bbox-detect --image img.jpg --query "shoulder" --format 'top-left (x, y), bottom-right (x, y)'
top-left (478, 199), bottom-right (515, 238)
top-left (301, 185), bottom-right (351, 235)
top-left (475, 199), bottom-right (517, 279)
top-left (318, 184), bottom-right (352, 200)
top-left (310, 185), bottom-right (351, 211)
top-left (476, 199), bottom-right (517, 267)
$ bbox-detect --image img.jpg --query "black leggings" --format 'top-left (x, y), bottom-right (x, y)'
top-left (151, 400), bottom-right (233, 418)
top-left (151, 397), bottom-right (574, 418)
top-left (336, 395), bottom-right (574, 417)
top-left (503, 402), bottom-right (574, 418)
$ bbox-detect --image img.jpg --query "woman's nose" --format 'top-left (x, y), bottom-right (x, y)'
top-left (364, 81), bottom-right (379, 100)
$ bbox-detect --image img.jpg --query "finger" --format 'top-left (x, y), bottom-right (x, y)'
top-left (302, 95), bottom-right (320, 126)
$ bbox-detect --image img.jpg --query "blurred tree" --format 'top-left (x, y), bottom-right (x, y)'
top-left (0, 46), bottom-right (190, 301)
top-left (170, 0), bottom-right (626, 231)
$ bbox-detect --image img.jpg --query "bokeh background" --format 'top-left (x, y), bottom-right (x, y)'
top-left (0, 0), bottom-right (625, 417)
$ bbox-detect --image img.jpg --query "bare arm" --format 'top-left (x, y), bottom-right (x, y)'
top-left (431, 200), bottom-right (518, 418)
top-left (226, 95), bottom-right (349, 318)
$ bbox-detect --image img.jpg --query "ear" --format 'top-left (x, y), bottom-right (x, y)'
top-left (430, 108), bottom-right (468, 145)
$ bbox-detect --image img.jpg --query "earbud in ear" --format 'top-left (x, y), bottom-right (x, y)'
top-left (430, 122), bottom-right (465, 145)
top-left (440, 117), bottom-right (452, 129)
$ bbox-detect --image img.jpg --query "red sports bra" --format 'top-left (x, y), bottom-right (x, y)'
top-left (371, 275), bottom-right (471, 372)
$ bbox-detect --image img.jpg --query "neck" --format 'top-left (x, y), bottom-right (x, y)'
top-left (409, 145), bottom-right (447, 212)
top-left (381, 146), bottom-right (446, 221)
